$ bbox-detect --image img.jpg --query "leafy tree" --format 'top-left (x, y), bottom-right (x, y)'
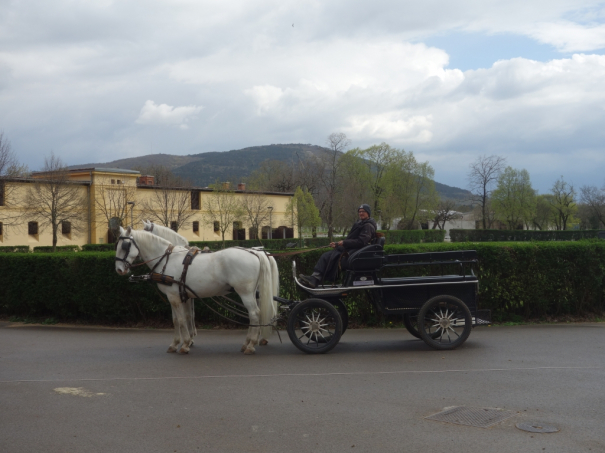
top-left (467, 155), bottom-right (507, 229)
top-left (492, 167), bottom-right (536, 230)
top-left (531, 194), bottom-right (555, 230)
top-left (286, 187), bottom-right (321, 247)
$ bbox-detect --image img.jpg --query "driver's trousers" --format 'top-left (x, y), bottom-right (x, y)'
top-left (313, 248), bottom-right (349, 281)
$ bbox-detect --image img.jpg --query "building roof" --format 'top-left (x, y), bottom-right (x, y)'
top-left (69, 168), bottom-right (141, 175)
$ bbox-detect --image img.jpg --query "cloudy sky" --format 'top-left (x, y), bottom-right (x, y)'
top-left (1, 0), bottom-right (604, 192)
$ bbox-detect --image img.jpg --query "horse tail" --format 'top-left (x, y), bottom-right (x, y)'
top-left (255, 250), bottom-right (275, 339)
top-left (269, 255), bottom-right (279, 299)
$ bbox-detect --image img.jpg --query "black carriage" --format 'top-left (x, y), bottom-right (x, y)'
top-left (276, 241), bottom-right (490, 354)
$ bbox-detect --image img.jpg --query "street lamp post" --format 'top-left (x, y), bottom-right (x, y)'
top-left (127, 201), bottom-right (135, 227)
top-left (268, 206), bottom-right (273, 239)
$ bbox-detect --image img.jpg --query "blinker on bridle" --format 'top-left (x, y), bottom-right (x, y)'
top-left (115, 236), bottom-right (140, 269)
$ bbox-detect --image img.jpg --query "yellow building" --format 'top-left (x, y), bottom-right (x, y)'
top-left (0, 168), bottom-right (294, 249)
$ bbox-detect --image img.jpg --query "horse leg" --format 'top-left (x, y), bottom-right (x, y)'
top-left (241, 296), bottom-right (261, 355)
top-left (168, 297), bottom-right (192, 354)
top-left (167, 304), bottom-right (181, 353)
top-left (184, 299), bottom-right (196, 346)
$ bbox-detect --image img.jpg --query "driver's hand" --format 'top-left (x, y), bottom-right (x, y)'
top-left (329, 242), bottom-right (336, 248)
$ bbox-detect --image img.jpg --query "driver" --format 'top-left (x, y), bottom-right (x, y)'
top-left (299, 204), bottom-right (377, 288)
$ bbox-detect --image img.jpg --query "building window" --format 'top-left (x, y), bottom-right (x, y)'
top-left (0, 222), bottom-right (3, 235)
top-left (0, 181), bottom-right (4, 206)
top-left (28, 221), bottom-right (38, 235)
top-left (213, 221), bottom-right (220, 233)
top-left (62, 221), bottom-right (71, 235)
top-left (191, 191), bottom-right (200, 210)
top-left (111, 179), bottom-right (116, 184)
top-left (170, 221), bottom-right (177, 231)
top-left (193, 221), bottom-right (199, 233)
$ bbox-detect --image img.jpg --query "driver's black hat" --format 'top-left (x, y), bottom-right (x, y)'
top-left (358, 204), bottom-right (371, 216)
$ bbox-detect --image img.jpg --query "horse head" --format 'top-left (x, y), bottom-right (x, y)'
top-left (115, 226), bottom-right (139, 275)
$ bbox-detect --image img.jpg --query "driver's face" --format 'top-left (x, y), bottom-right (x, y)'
top-left (358, 209), bottom-right (369, 220)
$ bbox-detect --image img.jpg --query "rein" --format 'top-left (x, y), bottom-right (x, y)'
top-left (266, 245), bottom-right (332, 257)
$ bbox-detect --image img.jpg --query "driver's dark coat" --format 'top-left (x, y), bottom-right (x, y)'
top-left (313, 217), bottom-right (377, 281)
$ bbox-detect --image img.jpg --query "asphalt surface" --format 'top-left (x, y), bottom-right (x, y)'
top-left (1, 321), bottom-right (604, 453)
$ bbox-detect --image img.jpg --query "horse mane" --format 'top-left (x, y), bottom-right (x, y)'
top-left (147, 222), bottom-right (189, 246)
top-left (130, 229), bottom-right (173, 250)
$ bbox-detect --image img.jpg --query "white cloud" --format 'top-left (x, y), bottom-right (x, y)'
top-left (135, 100), bottom-right (203, 129)
top-left (1, 0), bottom-right (605, 189)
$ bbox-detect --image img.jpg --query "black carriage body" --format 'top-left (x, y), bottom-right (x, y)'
top-left (283, 247), bottom-right (488, 353)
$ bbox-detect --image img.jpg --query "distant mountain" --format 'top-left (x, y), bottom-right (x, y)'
top-left (70, 143), bottom-right (472, 201)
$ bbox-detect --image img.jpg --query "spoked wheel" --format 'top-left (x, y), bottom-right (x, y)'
top-left (287, 299), bottom-right (343, 354)
top-left (403, 313), bottom-right (441, 339)
top-left (332, 300), bottom-right (349, 335)
top-left (417, 295), bottom-right (472, 350)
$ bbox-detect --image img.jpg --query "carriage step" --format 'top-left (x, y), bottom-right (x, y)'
top-left (473, 309), bottom-right (491, 326)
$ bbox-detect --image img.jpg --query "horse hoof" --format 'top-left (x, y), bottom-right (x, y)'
top-left (259, 339), bottom-right (268, 346)
top-left (167, 347), bottom-right (177, 353)
top-left (178, 348), bottom-right (189, 354)
top-left (243, 348), bottom-right (255, 355)
top-left (240, 345), bottom-right (247, 353)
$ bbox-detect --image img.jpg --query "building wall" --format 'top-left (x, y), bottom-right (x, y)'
top-left (0, 169), bottom-right (294, 248)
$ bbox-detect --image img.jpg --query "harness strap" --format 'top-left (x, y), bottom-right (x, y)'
top-left (179, 247), bottom-right (201, 303)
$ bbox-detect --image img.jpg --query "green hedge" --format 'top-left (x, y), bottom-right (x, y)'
top-left (1, 242), bottom-right (603, 325)
top-left (33, 245), bottom-right (80, 253)
top-left (0, 246), bottom-right (30, 253)
top-left (450, 229), bottom-right (605, 242)
top-left (82, 243), bottom-right (115, 252)
top-left (378, 229), bottom-right (445, 244)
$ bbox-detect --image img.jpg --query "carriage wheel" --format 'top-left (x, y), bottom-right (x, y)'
top-left (417, 295), bottom-right (472, 350)
top-left (403, 313), bottom-right (441, 340)
top-left (287, 299), bottom-right (343, 354)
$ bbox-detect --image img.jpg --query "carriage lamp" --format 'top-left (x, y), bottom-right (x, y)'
top-left (127, 201), bottom-right (135, 227)
top-left (268, 206), bottom-right (273, 239)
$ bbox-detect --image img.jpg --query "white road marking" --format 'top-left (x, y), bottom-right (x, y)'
top-left (53, 387), bottom-right (106, 397)
top-left (0, 366), bottom-right (600, 384)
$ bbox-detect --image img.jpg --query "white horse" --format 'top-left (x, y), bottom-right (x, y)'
top-left (115, 226), bottom-right (276, 354)
top-left (142, 220), bottom-right (280, 346)
top-left (141, 220), bottom-right (197, 341)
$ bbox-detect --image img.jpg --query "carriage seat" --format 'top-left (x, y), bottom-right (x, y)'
top-left (347, 242), bottom-right (385, 271)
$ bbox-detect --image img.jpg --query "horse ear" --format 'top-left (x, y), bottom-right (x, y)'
top-left (119, 226), bottom-right (125, 235)
top-left (126, 226), bottom-right (132, 235)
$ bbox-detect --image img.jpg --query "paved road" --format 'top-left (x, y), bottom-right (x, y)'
top-left (1, 322), bottom-right (604, 453)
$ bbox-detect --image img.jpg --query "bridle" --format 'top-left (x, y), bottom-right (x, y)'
top-left (115, 235), bottom-right (141, 270)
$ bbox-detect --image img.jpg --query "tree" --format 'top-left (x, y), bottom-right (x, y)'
top-left (285, 187), bottom-right (321, 247)
top-left (204, 182), bottom-right (244, 247)
top-left (138, 165), bottom-right (197, 232)
top-left (23, 153), bottom-right (88, 251)
top-left (316, 133), bottom-right (350, 241)
top-left (579, 184), bottom-right (605, 229)
top-left (0, 132), bottom-right (28, 235)
top-left (548, 176), bottom-right (577, 230)
top-left (468, 155), bottom-right (507, 229)
top-left (492, 167), bottom-right (536, 230)
top-left (431, 199), bottom-right (461, 230)
top-left (239, 184), bottom-right (271, 240)
top-left (94, 177), bottom-right (139, 241)
top-left (531, 194), bottom-right (555, 230)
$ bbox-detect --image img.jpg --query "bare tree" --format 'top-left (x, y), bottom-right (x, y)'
top-left (316, 133), bottom-right (350, 241)
top-left (239, 186), bottom-right (271, 240)
top-left (0, 133), bottom-right (29, 235)
top-left (94, 177), bottom-right (139, 241)
top-left (137, 165), bottom-right (196, 232)
top-left (204, 182), bottom-right (244, 246)
top-left (468, 155), bottom-right (507, 229)
top-left (580, 184), bottom-right (605, 228)
top-left (548, 176), bottom-right (576, 230)
top-left (431, 199), bottom-right (461, 229)
top-left (23, 153), bottom-right (88, 251)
